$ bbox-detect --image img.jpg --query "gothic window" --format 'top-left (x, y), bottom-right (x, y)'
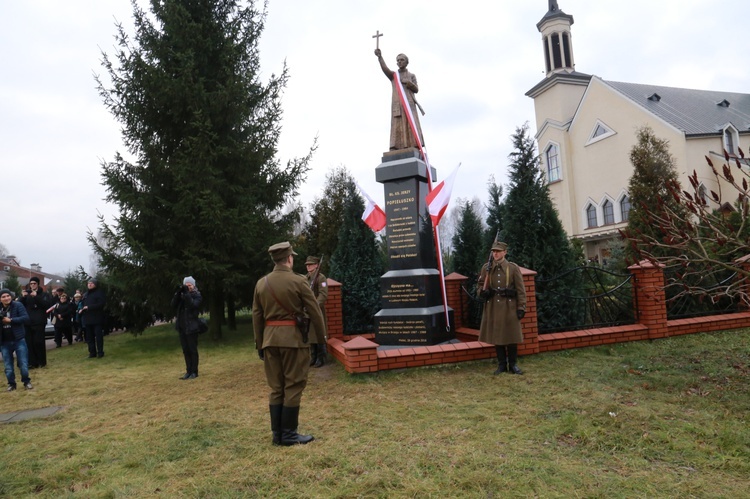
top-left (620, 196), bottom-right (631, 222)
top-left (724, 126), bottom-right (737, 156)
top-left (586, 204), bottom-right (597, 228)
top-left (603, 200), bottom-right (614, 225)
top-left (546, 144), bottom-right (560, 182)
top-left (551, 33), bottom-right (562, 69)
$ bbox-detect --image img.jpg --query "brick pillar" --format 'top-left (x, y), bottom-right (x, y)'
top-left (444, 272), bottom-right (468, 330)
top-left (628, 260), bottom-right (668, 339)
top-left (734, 254), bottom-right (750, 311)
top-left (518, 267), bottom-right (539, 356)
top-left (324, 278), bottom-right (344, 339)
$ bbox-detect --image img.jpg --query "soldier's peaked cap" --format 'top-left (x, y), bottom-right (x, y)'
top-left (268, 241), bottom-right (298, 260)
top-left (305, 256), bottom-right (320, 265)
top-left (491, 241), bottom-right (508, 251)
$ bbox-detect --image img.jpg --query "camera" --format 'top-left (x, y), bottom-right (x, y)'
top-left (0, 309), bottom-right (7, 319)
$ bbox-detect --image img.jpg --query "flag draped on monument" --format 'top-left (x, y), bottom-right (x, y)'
top-left (393, 72), bottom-right (454, 331)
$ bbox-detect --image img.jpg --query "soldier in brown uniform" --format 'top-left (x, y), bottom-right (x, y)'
top-left (305, 256), bottom-right (328, 368)
top-left (252, 242), bottom-right (326, 446)
top-left (477, 241), bottom-right (527, 375)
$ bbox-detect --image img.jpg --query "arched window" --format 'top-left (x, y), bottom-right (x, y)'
top-left (586, 204), bottom-right (597, 228)
top-left (724, 127), bottom-right (737, 155)
top-left (602, 200), bottom-right (614, 225)
top-left (546, 144), bottom-right (560, 182)
top-left (620, 196), bottom-right (631, 222)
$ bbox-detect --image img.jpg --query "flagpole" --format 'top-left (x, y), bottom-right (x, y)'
top-left (393, 73), bottom-right (451, 332)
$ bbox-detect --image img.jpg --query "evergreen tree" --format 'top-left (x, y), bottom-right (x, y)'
top-left (303, 166), bottom-right (354, 275)
top-left (500, 123), bottom-right (581, 330)
top-left (92, 0), bottom-right (312, 336)
top-left (3, 269), bottom-right (21, 297)
top-left (329, 183), bottom-right (384, 334)
top-left (451, 199), bottom-right (485, 278)
top-left (623, 126), bottom-right (687, 261)
top-left (483, 175), bottom-right (504, 249)
top-left (63, 266), bottom-right (89, 298)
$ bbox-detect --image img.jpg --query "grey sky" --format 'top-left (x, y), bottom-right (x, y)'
top-left (1, 0), bottom-right (747, 274)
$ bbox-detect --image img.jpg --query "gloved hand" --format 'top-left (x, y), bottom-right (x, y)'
top-left (517, 309), bottom-right (526, 320)
top-left (257, 349), bottom-right (264, 360)
top-left (480, 289), bottom-right (492, 300)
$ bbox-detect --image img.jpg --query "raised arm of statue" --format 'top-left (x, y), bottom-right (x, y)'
top-left (374, 48), bottom-right (394, 80)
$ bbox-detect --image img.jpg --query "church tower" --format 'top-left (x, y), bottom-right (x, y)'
top-left (537, 0), bottom-right (575, 76)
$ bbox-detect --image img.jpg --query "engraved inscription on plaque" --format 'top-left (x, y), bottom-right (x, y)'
top-left (383, 281), bottom-right (426, 305)
top-left (376, 318), bottom-right (428, 343)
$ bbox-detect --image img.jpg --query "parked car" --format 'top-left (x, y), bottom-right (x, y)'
top-left (45, 319), bottom-right (55, 338)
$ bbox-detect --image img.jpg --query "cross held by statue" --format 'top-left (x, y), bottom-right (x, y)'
top-left (372, 30), bottom-right (383, 49)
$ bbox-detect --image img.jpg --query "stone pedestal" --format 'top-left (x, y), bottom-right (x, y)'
top-left (374, 149), bottom-right (454, 345)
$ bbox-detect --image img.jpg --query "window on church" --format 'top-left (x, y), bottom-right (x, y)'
top-left (543, 37), bottom-right (551, 73)
top-left (724, 127), bottom-right (737, 155)
top-left (551, 33), bottom-right (562, 69)
top-left (586, 204), bottom-right (597, 228)
top-left (562, 32), bottom-right (572, 67)
top-left (621, 196), bottom-right (631, 222)
top-left (586, 121), bottom-right (615, 145)
top-left (698, 185), bottom-right (707, 205)
top-left (546, 144), bottom-right (560, 182)
top-left (603, 200), bottom-right (614, 225)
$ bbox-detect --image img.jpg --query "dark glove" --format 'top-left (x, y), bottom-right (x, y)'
top-left (257, 349), bottom-right (264, 360)
top-left (517, 309), bottom-right (526, 320)
top-left (480, 289), bottom-right (492, 300)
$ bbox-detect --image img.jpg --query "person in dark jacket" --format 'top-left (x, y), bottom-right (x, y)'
top-left (171, 276), bottom-right (202, 380)
top-left (53, 293), bottom-right (75, 347)
top-left (1, 288), bottom-right (32, 391)
top-left (19, 276), bottom-right (52, 368)
top-left (80, 277), bottom-right (107, 358)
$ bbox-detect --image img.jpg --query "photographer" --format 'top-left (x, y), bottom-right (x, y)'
top-left (171, 276), bottom-right (202, 380)
top-left (477, 241), bottom-right (527, 375)
top-left (1, 288), bottom-right (32, 391)
top-left (80, 277), bottom-right (107, 359)
top-left (19, 277), bottom-right (51, 368)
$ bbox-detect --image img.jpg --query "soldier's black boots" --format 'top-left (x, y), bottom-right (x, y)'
top-left (270, 404), bottom-right (283, 446)
top-left (309, 344), bottom-right (318, 366)
top-left (493, 345), bottom-right (507, 375)
top-left (313, 343), bottom-right (327, 368)
top-left (280, 406), bottom-right (314, 446)
top-left (508, 344), bottom-right (523, 375)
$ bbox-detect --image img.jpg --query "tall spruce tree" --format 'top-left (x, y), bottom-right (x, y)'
top-left (451, 199), bottom-right (485, 278)
top-left (483, 175), bottom-right (504, 248)
top-left (500, 123), bottom-right (581, 330)
top-left (303, 166), bottom-right (355, 275)
top-left (623, 126), bottom-right (687, 262)
top-left (92, 0), bottom-right (312, 337)
top-left (329, 182), bottom-right (384, 334)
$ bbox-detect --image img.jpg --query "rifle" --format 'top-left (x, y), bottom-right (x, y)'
top-left (309, 256), bottom-right (325, 295)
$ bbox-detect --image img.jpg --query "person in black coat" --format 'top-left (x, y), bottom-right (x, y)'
top-left (171, 276), bottom-right (202, 380)
top-left (53, 293), bottom-right (75, 347)
top-left (80, 277), bottom-right (107, 358)
top-left (19, 276), bottom-right (52, 368)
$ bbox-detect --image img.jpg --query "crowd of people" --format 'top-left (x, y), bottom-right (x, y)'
top-left (0, 276), bottom-right (109, 391)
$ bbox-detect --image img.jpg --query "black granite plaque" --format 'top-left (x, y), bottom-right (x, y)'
top-left (374, 149), bottom-right (455, 345)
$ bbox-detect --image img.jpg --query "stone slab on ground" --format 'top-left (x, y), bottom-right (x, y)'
top-left (0, 406), bottom-right (63, 423)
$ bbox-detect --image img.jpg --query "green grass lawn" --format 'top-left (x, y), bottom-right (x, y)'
top-left (1, 319), bottom-right (748, 497)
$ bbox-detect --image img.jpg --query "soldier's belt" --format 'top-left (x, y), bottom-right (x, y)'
top-left (265, 320), bottom-right (296, 326)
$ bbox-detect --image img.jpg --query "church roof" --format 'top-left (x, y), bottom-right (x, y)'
top-left (604, 80), bottom-right (750, 137)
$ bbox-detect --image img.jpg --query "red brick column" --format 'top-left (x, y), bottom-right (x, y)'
top-left (444, 272), bottom-right (468, 329)
top-left (324, 278), bottom-right (344, 339)
top-left (628, 260), bottom-right (668, 339)
top-left (518, 266), bottom-right (539, 356)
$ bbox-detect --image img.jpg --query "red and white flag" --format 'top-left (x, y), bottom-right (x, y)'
top-left (425, 163), bottom-right (461, 226)
top-left (356, 181), bottom-right (386, 232)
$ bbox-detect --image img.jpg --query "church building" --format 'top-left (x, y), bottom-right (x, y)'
top-left (526, 1), bottom-right (750, 262)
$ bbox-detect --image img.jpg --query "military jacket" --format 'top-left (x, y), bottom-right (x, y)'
top-left (252, 265), bottom-right (326, 349)
top-left (305, 271), bottom-right (328, 343)
top-left (477, 258), bottom-right (527, 345)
